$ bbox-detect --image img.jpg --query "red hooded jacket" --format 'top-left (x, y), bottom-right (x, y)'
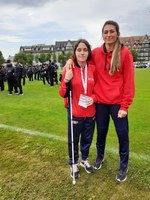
top-left (59, 63), bottom-right (96, 117)
top-left (91, 44), bottom-right (135, 111)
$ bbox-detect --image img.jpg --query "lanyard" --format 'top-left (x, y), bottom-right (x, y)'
top-left (80, 64), bottom-right (88, 94)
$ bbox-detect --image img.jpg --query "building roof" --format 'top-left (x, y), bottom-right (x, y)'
top-left (120, 35), bottom-right (150, 48)
top-left (55, 40), bottom-right (76, 48)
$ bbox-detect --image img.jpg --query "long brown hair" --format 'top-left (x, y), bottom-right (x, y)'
top-left (102, 20), bottom-right (122, 75)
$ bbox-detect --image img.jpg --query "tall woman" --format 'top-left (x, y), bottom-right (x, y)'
top-left (92, 20), bottom-right (135, 182)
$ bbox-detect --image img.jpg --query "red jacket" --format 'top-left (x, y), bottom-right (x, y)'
top-left (91, 44), bottom-right (135, 112)
top-left (59, 63), bottom-right (96, 117)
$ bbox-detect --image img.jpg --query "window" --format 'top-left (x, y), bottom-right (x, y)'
top-left (42, 48), bottom-right (50, 51)
top-left (25, 48), bottom-right (31, 51)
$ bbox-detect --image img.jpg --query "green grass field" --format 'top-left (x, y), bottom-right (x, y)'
top-left (0, 69), bottom-right (150, 200)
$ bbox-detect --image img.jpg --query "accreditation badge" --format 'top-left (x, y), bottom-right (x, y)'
top-left (78, 94), bottom-right (89, 108)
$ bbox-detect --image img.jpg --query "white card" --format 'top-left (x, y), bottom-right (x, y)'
top-left (78, 94), bottom-right (89, 108)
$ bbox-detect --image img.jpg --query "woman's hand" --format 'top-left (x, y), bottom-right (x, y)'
top-left (64, 59), bottom-right (74, 70)
top-left (118, 110), bottom-right (127, 118)
top-left (64, 69), bottom-right (73, 83)
top-left (86, 97), bottom-right (94, 107)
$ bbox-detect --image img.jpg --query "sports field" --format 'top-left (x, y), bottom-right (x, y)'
top-left (0, 68), bottom-right (150, 200)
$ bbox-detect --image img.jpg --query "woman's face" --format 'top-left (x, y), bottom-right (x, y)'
top-left (102, 24), bottom-right (119, 45)
top-left (75, 42), bottom-right (89, 64)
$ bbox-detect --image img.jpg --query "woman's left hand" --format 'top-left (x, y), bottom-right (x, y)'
top-left (86, 97), bottom-right (94, 107)
top-left (118, 110), bottom-right (127, 118)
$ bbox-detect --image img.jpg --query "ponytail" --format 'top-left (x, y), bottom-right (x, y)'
top-left (109, 38), bottom-right (121, 75)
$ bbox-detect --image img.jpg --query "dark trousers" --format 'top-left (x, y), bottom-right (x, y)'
top-left (16, 78), bottom-right (23, 94)
top-left (7, 78), bottom-right (18, 94)
top-left (53, 72), bottom-right (58, 85)
top-left (0, 80), bottom-right (4, 91)
top-left (96, 103), bottom-right (129, 170)
top-left (67, 112), bottom-right (95, 165)
top-left (49, 73), bottom-right (54, 86)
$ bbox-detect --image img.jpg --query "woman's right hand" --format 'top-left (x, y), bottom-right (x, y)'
top-left (64, 59), bottom-right (74, 70)
top-left (64, 69), bottom-right (73, 83)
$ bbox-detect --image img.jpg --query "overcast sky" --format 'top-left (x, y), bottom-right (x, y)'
top-left (0, 0), bottom-right (150, 59)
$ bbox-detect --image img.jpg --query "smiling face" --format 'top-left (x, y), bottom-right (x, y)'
top-left (75, 42), bottom-right (89, 66)
top-left (102, 24), bottom-right (120, 47)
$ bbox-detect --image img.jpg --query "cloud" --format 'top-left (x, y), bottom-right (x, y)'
top-left (0, 0), bottom-right (150, 58)
top-left (0, 35), bottom-right (24, 43)
top-left (0, 0), bottom-right (57, 7)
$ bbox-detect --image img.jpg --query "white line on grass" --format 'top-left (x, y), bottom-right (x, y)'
top-left (0, 124), bottom-right (66, 141)
top-left (0, 123), bottom-right (149, 162)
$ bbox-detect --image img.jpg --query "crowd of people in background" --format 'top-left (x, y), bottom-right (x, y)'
top-left (0, 59), bottom-right (62, 94)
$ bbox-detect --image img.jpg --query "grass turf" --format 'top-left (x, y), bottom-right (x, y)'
top-left (0, 69), bottom-right (150, 200)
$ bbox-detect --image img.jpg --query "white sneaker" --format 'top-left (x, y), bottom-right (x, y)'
top-left (80, 160), bottom-right (94, 173)
top-left (70, 164), bottom-right (80, 179)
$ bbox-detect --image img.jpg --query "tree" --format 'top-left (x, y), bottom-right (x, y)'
top-left (39, 53), bottom-right (46, 63)
top-left (46, 52), bottom-right (51, 61)
top-left (26, 54), bottom-right (34, 65)
top-left (14, 52), bottom-right (27, 65)
top-left (66, 51), bottom-right (72, 60)
top-left (0, 51), bottom-right (5, 64)
top-left (130, 49), bottom-right (138, 62)
top-left (34, 54), bottom-right (39, 63)
top-left (53, 53), bottom-right (57, 62)
top-left (58, 52), bottom-right (72, 68)
top-left (58, 53), bottom-right (66, 68)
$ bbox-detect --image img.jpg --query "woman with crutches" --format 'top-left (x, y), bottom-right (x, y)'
top-left (59, 39), bottom-right (97, 183)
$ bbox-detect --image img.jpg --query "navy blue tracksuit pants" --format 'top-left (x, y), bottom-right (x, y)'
top-left (96, 103), bottom-right (129, 170)
top-left (68, 113), bottom-right (95, 165)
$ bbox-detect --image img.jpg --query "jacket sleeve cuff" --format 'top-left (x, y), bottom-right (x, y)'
top-left (120, 107), bottom-right (128, 112)
top-left (91, 94), bottom-right (97, 103)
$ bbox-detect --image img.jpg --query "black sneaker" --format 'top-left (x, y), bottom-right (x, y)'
top-left (80, 160), bottom-right (94, 173)
top-left (70, 164), bottom-right (79, 179)
top-left (116, 168), bottom-right (128, 182)
top-left (93, 157), bottom-right (104, 170)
